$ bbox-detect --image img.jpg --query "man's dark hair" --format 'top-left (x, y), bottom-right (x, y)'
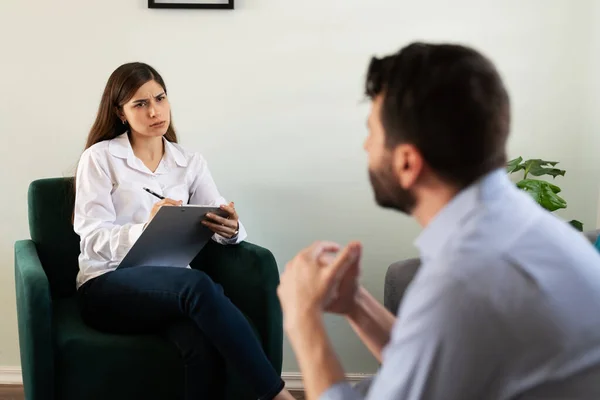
top-left (365, 42), bottom-right (510, 188)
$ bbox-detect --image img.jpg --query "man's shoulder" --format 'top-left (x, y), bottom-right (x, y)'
top-left (439, 190), bottom-right (590, 275)
top-left (411, 200), bottom-right (600, 327)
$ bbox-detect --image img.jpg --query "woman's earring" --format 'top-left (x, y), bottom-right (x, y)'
top-left (122, 120), bottom-right (127, 125)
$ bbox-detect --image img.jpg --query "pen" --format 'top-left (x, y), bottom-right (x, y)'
top-left (143, 187), bottom-right (165, 200)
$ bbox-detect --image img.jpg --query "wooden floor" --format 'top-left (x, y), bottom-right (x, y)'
top-left (0, 385), bottom-right (303, 400)
top-left (291, 390), bottom-right (306, 400)
top-left (0, 385), bottom-right (24, 400)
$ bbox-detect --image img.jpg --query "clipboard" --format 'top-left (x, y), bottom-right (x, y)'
top-left (118, 205), bottom-right (229, 269)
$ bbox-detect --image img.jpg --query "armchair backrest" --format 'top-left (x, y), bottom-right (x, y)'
top-left (584, 229), bottom-right (600, 245)
top-left (28, 178), bottom-right (80, 298)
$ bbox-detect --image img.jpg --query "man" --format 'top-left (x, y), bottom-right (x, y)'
top-left (277, 42), bottom-right (600, 400)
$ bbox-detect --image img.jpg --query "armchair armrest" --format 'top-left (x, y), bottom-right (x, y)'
top-left (384, 258), bottom-right (421, 315)
top-left (14, 240), bottom-right (54, 400)
top-left (191, 240), bottom-right (283, 373)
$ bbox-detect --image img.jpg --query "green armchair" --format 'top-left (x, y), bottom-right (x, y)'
top-left (14, 177), bottom-right (283, 400)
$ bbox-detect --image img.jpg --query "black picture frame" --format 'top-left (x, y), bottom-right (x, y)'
top-left (148, 0), bottom-right (234, 9)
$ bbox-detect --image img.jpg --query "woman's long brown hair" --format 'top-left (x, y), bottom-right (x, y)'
top-left (72, 62), bottom-right (178, 222)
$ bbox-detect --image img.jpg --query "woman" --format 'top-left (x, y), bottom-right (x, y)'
top-left (73, 62), bottom-right (293, 400)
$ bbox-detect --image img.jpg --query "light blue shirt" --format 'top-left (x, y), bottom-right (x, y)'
top-left (321, 169), bottom-right (600, 400)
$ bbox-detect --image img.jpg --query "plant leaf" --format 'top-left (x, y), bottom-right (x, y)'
top-left (568, 220), bottom-right (584, 232)
top-left (516, 179), bottom-right (566, 211)
top-left (517, 179), bottom-right (561, 193)
top-left (506, 157), bottom-right (524, 174)
top-left (522, 159), bottom-right (565, 178)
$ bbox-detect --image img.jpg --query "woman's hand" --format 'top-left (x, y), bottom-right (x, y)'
top-left (202, 202), bottom-right (239, 239)
top-left (146, 198), bottom-right (183, 228)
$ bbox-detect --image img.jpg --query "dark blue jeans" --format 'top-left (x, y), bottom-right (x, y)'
top-left (77, 266), bottom-right (284, 400)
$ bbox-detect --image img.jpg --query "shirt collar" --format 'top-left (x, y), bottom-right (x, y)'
top-left (108, 132), bottom-right (188, 173)
top-left (414, 168), bottom-right (510, 263)
top-left (163, 139), bottom-right (188, 168)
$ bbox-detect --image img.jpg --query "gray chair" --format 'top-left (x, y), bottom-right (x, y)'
top-left (353, 229), bottom-right (600, 395)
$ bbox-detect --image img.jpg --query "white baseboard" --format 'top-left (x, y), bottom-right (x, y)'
top-left (282, 372), bottom-right (374, 391)
top-left (0, 367), bottom-right (22, 385)
top-left (0, 366), bottom-right (373, 390)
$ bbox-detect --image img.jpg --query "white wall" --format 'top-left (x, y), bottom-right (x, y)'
top-left (0, 0), bottom-right (598, 374)
top-left (581, 1), bottom-right (600, 228)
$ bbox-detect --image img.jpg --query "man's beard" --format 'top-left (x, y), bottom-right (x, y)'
top-left (368, 163), bottom-right (416, 215)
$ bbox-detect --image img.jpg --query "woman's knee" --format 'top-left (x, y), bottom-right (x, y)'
top-left (185, 270), bottom-right (224, 304)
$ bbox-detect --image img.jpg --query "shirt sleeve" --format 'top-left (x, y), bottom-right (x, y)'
top-left (362, 273), bottom-right (505, 400)
top-left (188, 153), bottom-right (247, 245)
top-left (73, 149), bottom-right (146, 263)
top-left (320, 383), bottom-right (363, 400)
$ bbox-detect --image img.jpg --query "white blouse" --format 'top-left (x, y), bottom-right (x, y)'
top-left (73, 133), bottom-right (247, 288)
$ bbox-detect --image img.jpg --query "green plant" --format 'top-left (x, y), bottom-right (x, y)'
top-left (506, 157), bottom-right (583, 231)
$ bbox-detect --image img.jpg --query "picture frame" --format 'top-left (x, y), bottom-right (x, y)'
top-left (148, 0), bottom-right (234, 10)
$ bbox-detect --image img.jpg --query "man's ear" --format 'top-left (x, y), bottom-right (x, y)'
top-left (392, 144), bottom-right (423, 189)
